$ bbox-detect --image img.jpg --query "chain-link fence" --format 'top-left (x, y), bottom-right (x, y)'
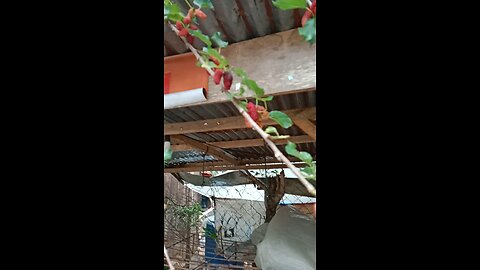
top-left (164, 169), bottom-right (316, 269)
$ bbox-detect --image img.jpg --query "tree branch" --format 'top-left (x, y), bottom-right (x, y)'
top-left (166, 22), bottom-right (316, 197)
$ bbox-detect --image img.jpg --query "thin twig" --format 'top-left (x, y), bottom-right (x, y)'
top-left (164, 245), bottom-right (175, 270)
top-left (231, 101), bottom-right (316, 196)
top-left (168, 23), bottom-right (215, 76)
top-left (306, 0), bottom-right (313, 6)
top-left (167, 22), bottom-right (316, 197)
top-left (183, 0), bottom-right (193, 9)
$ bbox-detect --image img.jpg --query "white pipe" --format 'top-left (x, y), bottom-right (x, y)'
top-left (164, 88), bottom-right (207, 109)
top-left (164, 245), bottom-right (175, 270)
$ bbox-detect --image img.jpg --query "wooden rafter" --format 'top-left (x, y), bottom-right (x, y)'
top-left (171, 135), bottom-right (314, 151)
top-left (164, 107), bottom-right (315, 135)
top-left (291, 107), bottom-right (316, 141)
top-left (164, 162), bottom-right (309, 173)
top-left (172, 134), bottom-right (239, 164)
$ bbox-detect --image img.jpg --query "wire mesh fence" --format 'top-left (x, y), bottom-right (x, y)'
top-left (164, 169), bottom-right (316, 269)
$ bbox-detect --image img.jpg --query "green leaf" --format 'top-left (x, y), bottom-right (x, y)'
top-left (200, 59), bottom-right (217, 69)
top-left (233, 68), bottom-right (247, 79)
top-left (164, 1), bottom-right (183, 22)
top-left (194, 0), bottom-right (214, 9)
top-left (189, 29), bottom-right (212, 47)
top-left (298, 17), bottom-right (316, 44)
top-left (239, 87), bottom-right (246, 96)
top-left (270, 135), bottom-right (290, 139)
top-left (164, 146), bottom-right (173, 166)
top-left (285, 141), bottom-right (313, 165)
top-left (226, 92), bottom-right (234, 101)
top-left (272, 0), bottom-right (307, 10)
top-left (301, 165), bottom-right (316, 180)
top-left (211, 32), bottom-right (228, 48)
top-left (202, 47), bottom-right (229, 68)
top-left (269, 111), bottom-right (293, 128)
top-left (265, 126), bottom-right (280, 136)
top-left (243, 78), bottom-right (264, 97)
top-left (262, 96), bottom-right (274, 101)
top-left (238, 101), bottom-right (248, 111)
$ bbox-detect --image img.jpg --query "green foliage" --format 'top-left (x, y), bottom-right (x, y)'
top-left (203, 226), bottom-right (217, 239)
top-left (232, 67), bottom-right (265, 98)
top-left (164, 0), bottom-right (317, 188)
top-left (258, 96), bottom-right (274, 102)
top-left (285, 141), bottom-right (316, 180)
top-left (189, 29), bottom-right (212, 47)
top-left (194, 0), bottom-right (214, 9)
top-left (172, 203), bottom-right (203, 229)
top-left (202, 47), bottom-right (229, 68)
top-left (164, 0), bottom-right (183, 22)
top-left (272, 0), bottom-right (307, 10)
top-left (301, 164), bottom-right (316, 180)
top-left (265, 126), bottom-right (280, 136)
top-left (285, 141), bottom-right (313, 165)
top-left (265, 126), bottom-right (290, 139)
top-left (233, 67), bottom-right (247, 78)
top-left (269, 111), bottom-right (293, 128)
top-left (298, 17), bottom-right (316, 44)
top-left (164, 144), bottom-right (172, 166)
top-left (238, 100), bottom-right (248, 111)
top-left (211, 32), bottom-right (228, 48)
top-left (243, 78), bottom-right (264, 97)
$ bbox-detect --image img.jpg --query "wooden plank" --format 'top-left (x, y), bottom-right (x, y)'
top-left (291, 107), bottom-right (316, 141)
top-left (164, 162), bottom-right (308, 173)
top-left (164, 107), bottom-right (314, 135)
top-left (172, 135), bottom-right (239, 164)
top-left (172, 156), bottom-right (308, 168)
top-left (166, 29), bottom-right (316, 109)
top-left (292, 118), bottom-right (316, 141)
top-left (171, 135), bottom-right (314, 151)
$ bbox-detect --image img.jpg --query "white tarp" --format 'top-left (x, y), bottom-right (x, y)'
top-left (185, 183), bottom-right (316, 204)
top-left (254, 206), bottom-right (316, 270)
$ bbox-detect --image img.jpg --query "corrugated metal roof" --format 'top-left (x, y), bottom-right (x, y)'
top-left (170, 149), bottom-right (218, 165)
top-left (165, 90), bottom-right (316, 166)
top-left (164, 0), bottom-right (302, 57)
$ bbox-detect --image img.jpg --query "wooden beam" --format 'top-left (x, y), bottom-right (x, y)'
top-left (173, 135), bottom-right (239, 164)
top-left (164, 162), bottom-right (309, 173)
top-left (173, 156), bottom-right (312, 168)
top-left (292, 108), bottom-right (316, 141)
top-left (171, 135), bottom-right (314, 151)
top-left (164, 107), bottom-right (315, 135)
top-left (165, 29), bottom-right (316, 109)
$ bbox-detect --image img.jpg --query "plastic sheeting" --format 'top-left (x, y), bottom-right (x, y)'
top-left (254, 206), bottom-right (316, 270)
top-left (178, 171), bottom-right (316, 197)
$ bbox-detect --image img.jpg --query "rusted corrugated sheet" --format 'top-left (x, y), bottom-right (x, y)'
top-left (164, 0), bottom-right (302, 57)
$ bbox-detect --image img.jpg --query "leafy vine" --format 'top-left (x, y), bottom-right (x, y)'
top-left (164, 0), bottom-right (316, 196)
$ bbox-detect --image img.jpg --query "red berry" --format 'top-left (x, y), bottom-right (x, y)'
top-left (213, 69), bottom-right (223, 85)
top-left (178, 28), bottom-right (189, 37)
top-left (175, 21), bottom-right (183, 30)
top-left (246, 102), bottom-right (259, 122)
top-left (222, 72), bottom-right (233, 91)
top-left (301, 10), bottom-right (313, 27)
top-left (188, 8), bottom-right (195, 19)
top-left (186, 34), bottom-right (194, 44)
top-left (183, 16), bottom-right (191, 24)
top-left (195, 9), bottom-right (207, 19)
top-left (190, 24), bottom-right (198, 30)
